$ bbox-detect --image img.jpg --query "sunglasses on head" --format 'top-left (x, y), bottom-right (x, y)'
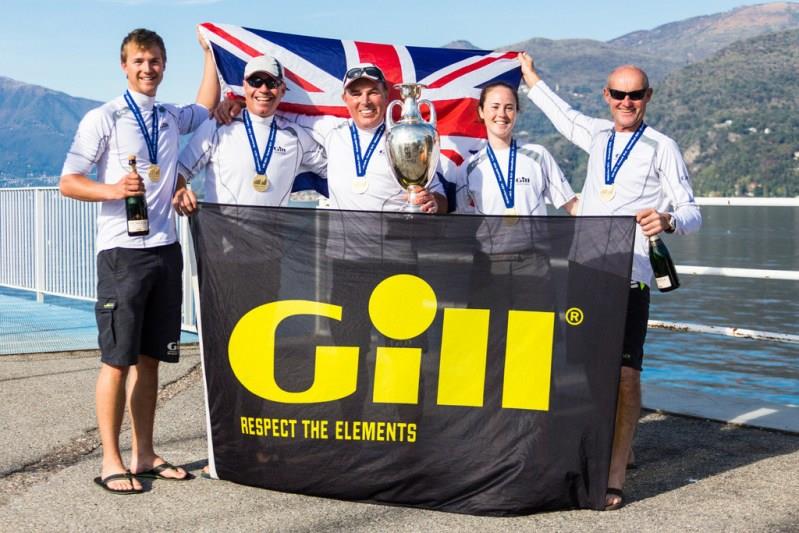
top-left (344, 66), bottom-right (385, 82)
top-left (246, 75), bottom-right (281, 90)
top-left (607, 88), bottom-right (649, 101)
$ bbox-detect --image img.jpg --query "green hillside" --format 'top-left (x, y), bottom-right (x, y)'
top-left (647, 28), bottom-right (799, 197)
top-left (516, 28), bottom-right (799, 197)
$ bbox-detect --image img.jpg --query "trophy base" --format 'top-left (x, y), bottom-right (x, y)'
top-left (400, 203), bottom-right (423, 213)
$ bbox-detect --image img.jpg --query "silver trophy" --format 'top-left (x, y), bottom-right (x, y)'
top-left (385, 84), bottom-right (440, 212)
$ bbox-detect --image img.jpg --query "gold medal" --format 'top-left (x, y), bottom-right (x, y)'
top-left (351, 178), bottom-right (369, 194)
top-left (503, 207), bottom-right (519, 225)
top-left (253, 174), bottom-right (269, 192)
top-left (148, 164), bottom-right (160, 182)
top-left (600, 184), bottom-right (616, 202)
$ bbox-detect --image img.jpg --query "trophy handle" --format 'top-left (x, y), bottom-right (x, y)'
top-left (385, 100), bottom-right (402, 130)
top-left (418, 99), bottom-right (436, 128)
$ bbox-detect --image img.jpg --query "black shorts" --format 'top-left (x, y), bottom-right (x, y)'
top-left (621, 284), bottom-right (650, 371)
top-left (95, 243), bottom-right (183, 366)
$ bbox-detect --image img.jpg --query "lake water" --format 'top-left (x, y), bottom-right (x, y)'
top-left (2, 203), bottom-right (796, 406)
top-left (644, 205), bottom-right (798, 406)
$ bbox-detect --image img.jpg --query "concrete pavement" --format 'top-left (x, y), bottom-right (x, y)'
top-left (1, 347), bottom-right (798, 532)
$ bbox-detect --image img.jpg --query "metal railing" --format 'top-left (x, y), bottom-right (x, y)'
top-left (1, 189), bottom-right (797, 338)
top-left (645, 196), bottom-right (799, 345)
top-left (0, 187), bottom-right (196, 332)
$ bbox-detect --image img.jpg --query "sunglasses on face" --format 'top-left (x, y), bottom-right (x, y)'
top-left (607, 88), bottom-right (649, 101)
top-left (246, 75), bottom-right (281, 90)
top-left (344, 66), bottom-right (385, 82)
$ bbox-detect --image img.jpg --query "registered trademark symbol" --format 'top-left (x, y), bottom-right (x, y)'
top-left (565, 307), bottom-right (584, 326)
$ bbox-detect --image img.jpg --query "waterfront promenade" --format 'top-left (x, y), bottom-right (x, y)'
top-left (0, 346), bottom-right (797, 532)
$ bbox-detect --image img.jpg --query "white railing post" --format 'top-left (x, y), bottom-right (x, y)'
top-left (34, 188), bottom-right (46, 303)
top-left (180, 217), bottom-right (197, 332)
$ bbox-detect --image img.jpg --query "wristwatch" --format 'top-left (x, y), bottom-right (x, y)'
top-left (665, 214), bottom-right (676, 233)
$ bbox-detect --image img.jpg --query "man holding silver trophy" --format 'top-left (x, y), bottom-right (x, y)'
top-left (215, 62), bottom-right (447, 214)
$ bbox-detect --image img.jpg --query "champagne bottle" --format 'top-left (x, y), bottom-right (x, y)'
top-left (649, 234), bottom-right (679, 292)
top-left (126, 155), bottom-right (149, 237)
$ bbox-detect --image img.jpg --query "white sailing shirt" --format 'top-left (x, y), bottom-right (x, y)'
top-left (453, 141), bottom-right (575, 255)
top-left (282, 113), bottom-right (445, 211)
top-left (527, 81), bottom-right (702, 285)
top-left (454, 141), bottom-right (575, 215)
top-left (62, 90), bottom-right (208, 252)
top-left (281, 113), bottom-right (446, 261)
top-left (177, 113), bottom-right (327, 206)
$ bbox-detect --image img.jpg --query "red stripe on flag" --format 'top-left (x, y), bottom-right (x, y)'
top-left (201, 22), bottom-right (261, 57)
top-left (278, 102), bottom-right (351, 119)
top-left (434, 98), bottom-right (487, 138)
top-left (353, 41), bottom-right (403, 84)
top-left (283, 69), bottom-right (323, 92)
top-left (353, 41), bottom-right (403, 101)
top-left (279, 98), bottom-right (486, 146)
top-left (202, 23), bottom-right (323, 93)
top-left (427, 52), bottom-right (518, 89)
top-left (441, 149), bottom-right (464, 166)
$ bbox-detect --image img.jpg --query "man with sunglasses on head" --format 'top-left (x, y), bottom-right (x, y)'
top-left (518, 52), bottom-right (701, 511)
top-left (175, 55), bottom-right (326, 210)
top-left (327, 63), bottom-right (447, 212)
top-left (215, 62), bottom-right (446, 213)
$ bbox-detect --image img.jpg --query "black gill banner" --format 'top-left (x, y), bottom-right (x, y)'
top-left (191, 204), bottom-right (636, 516)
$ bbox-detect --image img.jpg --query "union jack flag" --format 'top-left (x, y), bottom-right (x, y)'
top-left (199, 23), bottom-right (521, 167)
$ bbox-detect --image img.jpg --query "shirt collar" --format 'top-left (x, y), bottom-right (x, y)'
top-left (350, 119), bottom-right (385, 135)
top-left (246, 112), bottom-right (275, 126)
top-left (126, 89), bottom-right (156, 111)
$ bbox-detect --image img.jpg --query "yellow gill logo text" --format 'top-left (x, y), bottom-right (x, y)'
top-left (229, 274), bottom-right (559, 411)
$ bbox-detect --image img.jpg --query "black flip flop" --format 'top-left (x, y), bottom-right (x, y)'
top-left (604, 487), bottom-right (625, 511)
top-left (135, 461), bottom-right (195, 481)
top-left (93, 471), bottom-right (143, 495)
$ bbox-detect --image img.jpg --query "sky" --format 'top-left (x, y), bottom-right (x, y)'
top-left (0, 0), bottom-right (763, 103)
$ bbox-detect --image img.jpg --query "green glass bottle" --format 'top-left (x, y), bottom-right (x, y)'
top-left (126, 155), bottom-right (149, 237)
top-left (649, 234), bottom-right (679, 292)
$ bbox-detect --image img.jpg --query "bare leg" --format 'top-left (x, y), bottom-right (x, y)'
top-left (96, 363), bottom-right (141, 491)
top-left (127, 355), bottom-right (188, 479)
top-left (606, 366), bottom-right (641, 508)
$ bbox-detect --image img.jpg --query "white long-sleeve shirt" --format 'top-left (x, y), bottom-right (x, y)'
top-left (528, 81), bottom-right (702, 285)
top-left (178, 113), bottom-right (326, 206)
top-left (280, 113), bottom-right (444, 211)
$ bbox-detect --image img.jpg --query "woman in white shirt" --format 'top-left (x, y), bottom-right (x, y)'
top-left (455, 82), bottom-right (578, 218)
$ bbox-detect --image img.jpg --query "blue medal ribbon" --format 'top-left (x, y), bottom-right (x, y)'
top-left (604, 123), bottom-right (647, 186)
top-left (124, 91), bottom-right (159, 165)
top-left (486, 139), bottom-right (517, 209)
top-left (243, 110), bottom-right (278, 176)
top-left (350, 122), bottom-right (385, 177)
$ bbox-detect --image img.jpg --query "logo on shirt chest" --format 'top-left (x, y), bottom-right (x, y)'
top-left (273, 145), bottom-right (287, 154)
top-left (517, 176), bottom-right (531, 184)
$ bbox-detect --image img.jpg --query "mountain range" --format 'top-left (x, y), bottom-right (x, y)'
top-left (2, 2), bottom-right (798, 196)
top-left (0, 77), bottom-right (99, 184)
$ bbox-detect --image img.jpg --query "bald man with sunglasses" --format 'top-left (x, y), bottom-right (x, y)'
top-left (519, 52), bottom-right (701, 511)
